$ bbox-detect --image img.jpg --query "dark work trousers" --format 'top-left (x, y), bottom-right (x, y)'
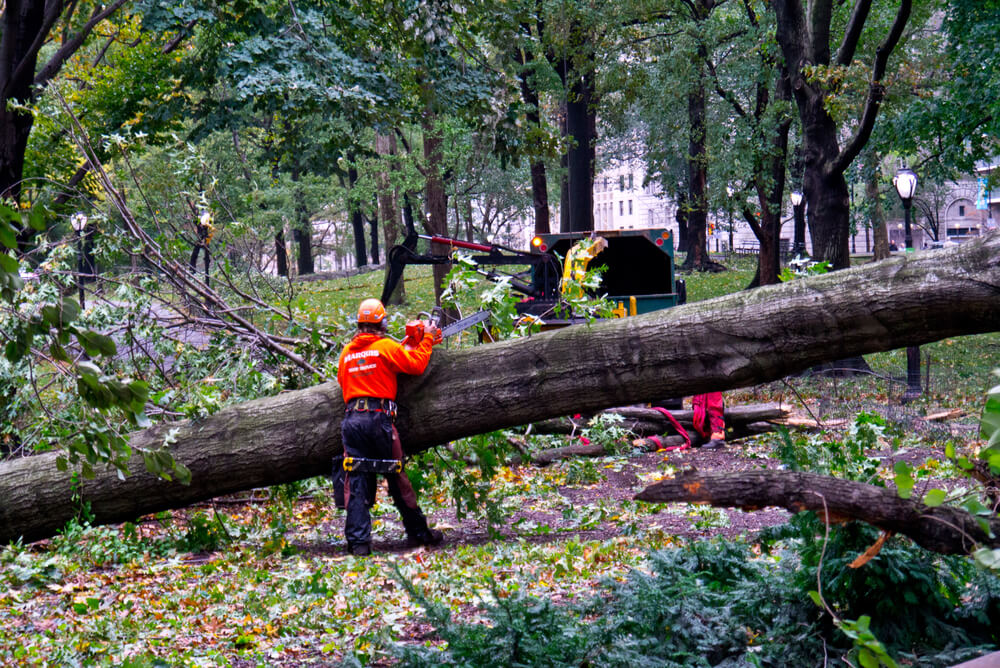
top-left (341, 409), bottom-right (431, 549)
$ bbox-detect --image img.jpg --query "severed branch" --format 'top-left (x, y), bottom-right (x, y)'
top-left (54, 91), bottom-right (323, 378)
top-left (635, 470), bottom-right (1000, 556)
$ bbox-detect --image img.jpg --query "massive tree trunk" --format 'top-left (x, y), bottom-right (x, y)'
top-left (1, 234), bottom-right (999, 544)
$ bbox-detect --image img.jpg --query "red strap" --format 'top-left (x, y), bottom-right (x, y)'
top-left (649, 406), bottom-right (692, 451)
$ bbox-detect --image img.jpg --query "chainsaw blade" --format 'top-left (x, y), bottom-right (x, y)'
top-left (441, 310), bottom-right (491, 338)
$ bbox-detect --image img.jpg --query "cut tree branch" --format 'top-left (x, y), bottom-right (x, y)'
top-left (635, 470), bottom-right (998, 555)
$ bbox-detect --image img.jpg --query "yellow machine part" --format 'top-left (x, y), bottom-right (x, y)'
top-left (561, 236), bottom-right (608, 298)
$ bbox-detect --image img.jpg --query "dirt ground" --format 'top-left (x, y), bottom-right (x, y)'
top-left (306, 443), bottom-right (795, 557)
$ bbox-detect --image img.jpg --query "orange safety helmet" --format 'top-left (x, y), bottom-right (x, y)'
top-left (357, 298), bottom-right (387, 324)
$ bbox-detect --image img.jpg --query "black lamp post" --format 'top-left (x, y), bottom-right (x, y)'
top-left (790, 190), bottom-right (805, 256)
top-left (726, 186), bottom-right (734, 256)
top-left (893, 167), bottom-right (921, 402)
top-left (70, 213), bottom-right (87, 309)
top-left (893, 168), bottom-right (917, 251)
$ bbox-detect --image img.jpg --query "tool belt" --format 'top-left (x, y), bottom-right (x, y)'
top-left (346, 396), bottom-right (397, 417)
top-left (334, 455), bottom-right (403, 474)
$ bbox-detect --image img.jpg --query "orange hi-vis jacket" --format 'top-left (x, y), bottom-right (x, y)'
top-left (338, 332), bottom-right (434, 402)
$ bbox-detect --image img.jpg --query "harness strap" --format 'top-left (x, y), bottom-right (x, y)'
top-left (340, 455), bottom-right (403, 474)
top-left (649, 406), bottom-right (692, 451)
top-left (346, 397), bottom-right (397, 417)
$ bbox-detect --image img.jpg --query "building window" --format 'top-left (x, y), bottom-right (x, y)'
top-left (628, 173), bottom-right (634, 190)
top-left (628, 200), bottom-right (633, 215)
top-left (959, 205), bottom-right (966, 217)
top-left (603, 177), bottom-right (609, 191)
top-left (619, 201), bottom-right (624, 216)
top-left (619, 175), bottom-right (625, 191)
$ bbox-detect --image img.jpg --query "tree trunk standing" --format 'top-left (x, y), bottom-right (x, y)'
top-left (683, 80), bottom-right (710, 270)
top-left (422, 111), bottom-right (450, 305)
top-left (0, 1), bottom-right (48, 204)
top-left (772, 0), bottom-right (913, 270)
top-left (348, 164), bottom-right (368, 268)
top-left (2, 234), bottom-right (998, 545)
top-left (376, 133), bottom-right (404, 303)
top-left (293, 193), bottom-right (314, 277)
top-left (675, 191), bottom-right (690, 254)
top-left (560, 70), bottom-right (596, 233)
top-left (804, 132), bottom-right (852, 269)
top-left (274, 230), bottom-right (288, 276)
top-left (368, 206), bottom-right (379, 265)
top-left (514, 45), bottom-right (551, 235)
top-left (865, 153), bottom-right (891, 260)
top-left (529, 161), bottom-right (551, 235)
top-left (752, 66), bottom-right (793, 286)
top-left (0, 102), bottom-right (34, 207)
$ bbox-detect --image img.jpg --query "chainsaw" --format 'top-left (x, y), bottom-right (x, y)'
top-left (401, 306), bottom-right (491, 349)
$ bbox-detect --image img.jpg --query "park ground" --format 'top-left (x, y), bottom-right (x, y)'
top-left (1, 256), bottom-right (998, 665)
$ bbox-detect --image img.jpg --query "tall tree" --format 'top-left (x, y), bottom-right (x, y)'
top-left (772, 0), bottom-right (915, 268)
top-left (0, 0), bottom-right (130, 204)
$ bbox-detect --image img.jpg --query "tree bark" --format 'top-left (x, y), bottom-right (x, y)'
top-left (682, 77), bottom-right (710, 270)
top-left (635, 470), bottom-right (999, 555)
top-left (422, 108), bottom-right (450, 304)
top-left (274, 230), bottom-right (288, 277)
top-left (513, 46), bottom-right (551, 235)
top-left (2, 234), bottom-right (999, 544)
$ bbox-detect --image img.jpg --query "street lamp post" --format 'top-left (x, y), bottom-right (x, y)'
top-left (790, 190), bottom-right (805, 256)
top-left (69, 213), bottom-right (88, 309)
top-left (893, 168), bottom-right (917, 250)
top-left (893, 167), bottom-right (921, 402)
top-left (726, 186), bottom-right (734, 257)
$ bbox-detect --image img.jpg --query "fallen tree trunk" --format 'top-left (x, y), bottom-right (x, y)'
top-left (635, 470), bottom-right (1000, 554)
top-left (2, 234), bottom-right (999, 544)
top-left (531, 403), bottom-right (792, 436)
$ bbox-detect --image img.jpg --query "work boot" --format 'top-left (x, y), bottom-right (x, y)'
top-left (702, 431), bottom-right (727, 450)
top-left (349, 543), bottom-right (372, 556)
top-left (406, 528), bottom-right (443, 548)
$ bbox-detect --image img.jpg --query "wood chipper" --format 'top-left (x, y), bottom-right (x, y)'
top-left (516, 228), bottom-right (686, 326)
top-left (380, 226), bottom-right (686, 331)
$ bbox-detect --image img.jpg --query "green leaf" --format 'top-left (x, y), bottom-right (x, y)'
top-left (49, 342), bottom-right (70, 362)
top-left (894, 471), bottom-right (914, 499)
top-left (0, 222), bottom-right (16, 250)
top-left (76, 330), bottom-right (117, 357)
top-left (0, 251), bottom-right (18, 272)
top-left (807, 590), bottom-right (823, 608)
top-left (27, 207), bottom-right (47, 232)
top-left (923, 489), bottom-right (947, 507)
top-left (858, 648), bottom-right (878, 668)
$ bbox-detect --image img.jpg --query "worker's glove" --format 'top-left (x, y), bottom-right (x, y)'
top-left (425, 321), bottom-right (443, 345)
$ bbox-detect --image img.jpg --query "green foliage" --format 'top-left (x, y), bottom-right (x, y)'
top-left (576, 412), bottom-right (635, 455)
top-left (395, 523), bottom-right (997, 667)
top-left (981, 370), bottom-right (1000, 459)
top-left (772, 412), bottom-right (886, 483)
top-left (174, 511), bottom-right (232, 554)
top-left (779, 258), bottom-right (831, 282)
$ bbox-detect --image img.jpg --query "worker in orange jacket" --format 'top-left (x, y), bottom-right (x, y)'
top-left (336, 298), bottom-right (443, 556)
